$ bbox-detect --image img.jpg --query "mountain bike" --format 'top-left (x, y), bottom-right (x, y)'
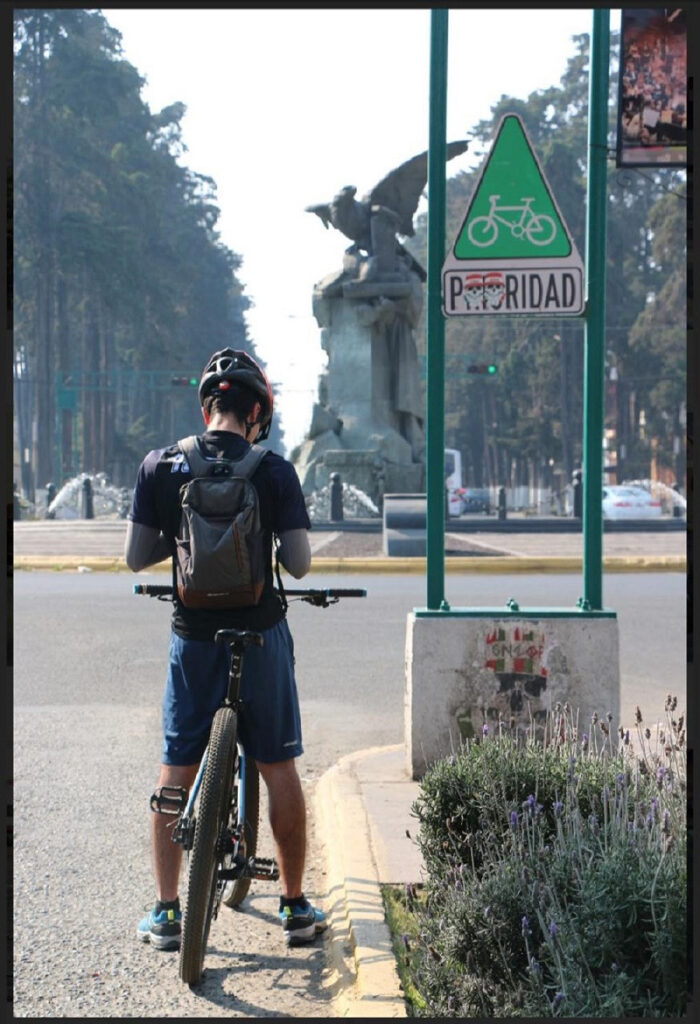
top-left (134, 582), bottom-right (366, 985)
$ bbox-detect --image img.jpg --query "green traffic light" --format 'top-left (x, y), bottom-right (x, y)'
top-left (189, 378), bottom-right (198, 386)
top-left (487, 364), bottom-right (497, 374)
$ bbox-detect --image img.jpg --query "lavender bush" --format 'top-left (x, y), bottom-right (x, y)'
top-left (409, 698), bottom-right (687, 1017)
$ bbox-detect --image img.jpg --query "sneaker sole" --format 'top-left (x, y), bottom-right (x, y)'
top-left (283, 921), bottom-right (328, 947)
top-left (285, 923), bottom-right (316, 946)
top-left (137, 929), bottom-right (181, 951)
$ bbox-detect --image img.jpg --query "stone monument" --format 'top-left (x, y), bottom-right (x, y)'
top-left (291, 141), bottom-right (468, 508)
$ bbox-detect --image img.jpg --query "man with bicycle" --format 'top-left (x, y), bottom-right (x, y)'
top-left (125, 348), bottom-right (325, 950)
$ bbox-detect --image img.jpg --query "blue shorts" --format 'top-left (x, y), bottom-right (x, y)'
top-left (161, 619), bottom-right (303, 766)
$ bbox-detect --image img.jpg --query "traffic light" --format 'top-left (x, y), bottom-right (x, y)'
top-left (467, 363), bottom-right (498, 375)
top-left (171, 376), bottom-right (199, 387)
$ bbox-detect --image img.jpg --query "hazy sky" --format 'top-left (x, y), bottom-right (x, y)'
top-left (102, 7), bottom-right (618, 453)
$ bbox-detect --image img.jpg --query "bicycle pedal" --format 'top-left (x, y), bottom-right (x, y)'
top-left (249, 857), bottom-right (279, 881)
top-left (150, 785), bottom-right (187, 816)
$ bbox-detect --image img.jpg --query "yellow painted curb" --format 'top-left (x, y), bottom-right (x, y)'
top-left (12, 555), bottom-right (136, 572)
top-left (12, 555), bottom-right (685, 573)
top-left (304, 556), bottom-right (686, 574)
top-left (315, 758), bottom-right (408, 1017)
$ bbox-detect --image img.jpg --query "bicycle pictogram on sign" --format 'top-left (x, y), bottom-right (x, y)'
top-left (467, 195), bottom-right (557, 248)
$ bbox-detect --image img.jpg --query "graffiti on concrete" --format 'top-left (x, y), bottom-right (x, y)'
top-left (455, 625), bottom-right (552, 742)
top-left (484, 625), bottom-right (547, 676)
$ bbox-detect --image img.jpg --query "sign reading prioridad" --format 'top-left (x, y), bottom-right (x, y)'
top-left (442, 113), bottom-right (585, 317)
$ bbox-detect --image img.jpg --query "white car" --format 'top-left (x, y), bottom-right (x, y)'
top-left (601, 484), bottom-right (662, 520)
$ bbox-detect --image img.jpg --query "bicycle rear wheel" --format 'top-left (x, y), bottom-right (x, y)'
top-left (179, 706), bottom-right (237, 985)
top-left (221, 754), bottom-right (260, 908)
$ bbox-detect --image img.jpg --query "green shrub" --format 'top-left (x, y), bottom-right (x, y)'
top-left (407, 699), bottom-right (687, 1017)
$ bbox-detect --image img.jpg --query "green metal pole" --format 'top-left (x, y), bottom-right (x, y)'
top-left (582, 8), bottom-right (610, 611)
top-left (426, 8), bottom-right (449, 611)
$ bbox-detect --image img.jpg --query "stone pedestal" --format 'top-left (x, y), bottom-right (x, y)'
top-left (405, 612), bottom-right (620, 779)
top-left (291, 282), bottom-right (425, 506)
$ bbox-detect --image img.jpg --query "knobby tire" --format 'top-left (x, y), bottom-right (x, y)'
top-left (179, 706), bottom-right (237, 985)
top-left (221, 755), bottom-right (260, 908)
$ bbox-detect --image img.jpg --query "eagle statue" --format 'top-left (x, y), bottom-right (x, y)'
top-left (305, 139), bottom-right (469, 255)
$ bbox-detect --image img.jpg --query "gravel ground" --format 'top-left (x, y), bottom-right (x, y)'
top-left (12, 704), bottom-right (341, 1018)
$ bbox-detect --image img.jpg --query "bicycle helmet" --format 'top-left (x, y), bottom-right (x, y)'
top-left (198, 347), bottom-right (274, 440)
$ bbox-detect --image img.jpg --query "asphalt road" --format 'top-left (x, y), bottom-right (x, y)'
top-left (10, 569), bottom-right (686, 1016)
top-left (14, 569), bottom-right (686, 738)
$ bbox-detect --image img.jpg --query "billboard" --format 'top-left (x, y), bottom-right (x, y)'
top-left (616, 8), bottom-right (687, 168)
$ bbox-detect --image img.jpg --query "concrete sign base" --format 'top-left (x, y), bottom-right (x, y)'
top-left (405, 611), bottom-right (620, 779)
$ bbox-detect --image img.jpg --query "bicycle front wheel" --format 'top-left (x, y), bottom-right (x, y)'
top-left (179, 706), bottom-right (237, 986)
top-left (221, 754), bottom-right (260, 908)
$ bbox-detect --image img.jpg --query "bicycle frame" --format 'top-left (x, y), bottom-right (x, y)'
top-left (486, 195), bottom-right (536, 231)
top-left (172, 738), bottom-right (249, 859)
top-left (180, 630), bottom-right (269, 884)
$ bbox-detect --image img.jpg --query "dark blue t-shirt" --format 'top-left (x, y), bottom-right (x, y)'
top-left (129, 430), bottom-right (311, 639)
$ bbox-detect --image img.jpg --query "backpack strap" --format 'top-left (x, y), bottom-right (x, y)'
top-left (178, 436), bottom-right (267, 478)
top-left (231, 443), bottom-right (268, 479)
top-left (177, 435), bottom-right (211, 476)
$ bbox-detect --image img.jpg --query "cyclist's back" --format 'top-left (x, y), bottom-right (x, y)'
top-left (129, 429), bottom-right (308, 638)
top-left (127, 347), bottom-right (325, 953)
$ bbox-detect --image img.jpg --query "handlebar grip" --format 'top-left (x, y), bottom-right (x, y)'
top-left (133, 583), bottom-right (173, 597)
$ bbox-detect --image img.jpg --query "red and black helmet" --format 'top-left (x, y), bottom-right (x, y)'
top-left (198, 348), bottom-right (274, 440)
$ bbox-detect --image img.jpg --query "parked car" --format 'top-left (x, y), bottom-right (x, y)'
top-left (601, 484), bottom-right (662, 520)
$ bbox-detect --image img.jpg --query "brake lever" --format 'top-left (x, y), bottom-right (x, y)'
top-left (303, 592), bottom-right (339, 608)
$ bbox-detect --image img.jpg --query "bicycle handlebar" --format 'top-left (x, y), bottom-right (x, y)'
top-left (133, 584), bottom-right (367, 604)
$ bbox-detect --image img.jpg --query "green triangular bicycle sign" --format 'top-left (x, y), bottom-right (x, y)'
top-left (443, 113), bottom-right (584, 316)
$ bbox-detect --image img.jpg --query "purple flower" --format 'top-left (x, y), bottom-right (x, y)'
top-left (510, 810), bottom-right (519, 828)
top-left (521, 915), bottom-right (530, 936)
top-left (553, 992), bottom-right (564, 1009)
top-left (553, 800), bottom-right (563, 818)
top-left (482, 723), bottom-right (489, 736)
top-left (549, 920), bottom-right (558, 937)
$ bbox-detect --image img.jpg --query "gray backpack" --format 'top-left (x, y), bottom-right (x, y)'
top-left (174, 436), bottom-right (268, 609)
